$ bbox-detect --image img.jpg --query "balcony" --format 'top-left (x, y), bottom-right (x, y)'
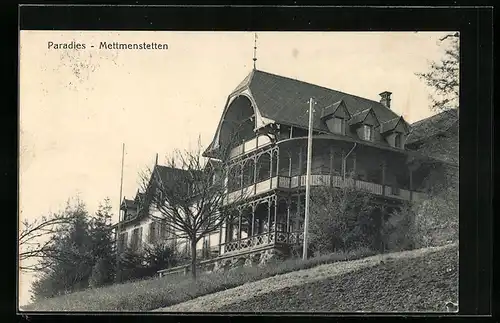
top-left (220, 230), bottom-right (303, 255)
top-left (224, 174), bottom-right (426, 204)
top-left (228, 135), bottom-right (272, 159)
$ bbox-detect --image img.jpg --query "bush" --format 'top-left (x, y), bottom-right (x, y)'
top-left (89, 258), bottom-right (114, 288)
top-left (309, 185), bottom-right (379, 255)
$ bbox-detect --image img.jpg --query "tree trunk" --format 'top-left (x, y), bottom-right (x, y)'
top-left (190, 239), bottom-right (197, 280)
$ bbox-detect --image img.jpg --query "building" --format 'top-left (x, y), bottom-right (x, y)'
top-left (114, 68), bottom-right (458, 269)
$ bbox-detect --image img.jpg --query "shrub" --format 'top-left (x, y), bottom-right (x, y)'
top-left (89, 257), bottom-right (114, 288)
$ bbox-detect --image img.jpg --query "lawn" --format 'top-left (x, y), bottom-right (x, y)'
top-left (21, 248), bottom-right (375, 311)
top-left (179, 243), bottom-right (459, 312)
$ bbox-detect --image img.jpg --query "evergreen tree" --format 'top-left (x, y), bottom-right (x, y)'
top-left (30, 198), bottom-right (94, 300)
top-left (88, 198), bottom-right (116, 287)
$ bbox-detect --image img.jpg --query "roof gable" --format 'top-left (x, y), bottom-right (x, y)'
top-left (320, 100), bottom-right (351, 120)
top-left (347, 108), bottom-right (380, 127)
top-left (380, 116), bottom-right (410, 134)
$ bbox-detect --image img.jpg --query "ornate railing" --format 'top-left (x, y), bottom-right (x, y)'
top-left (229, 135), bottom-right (272, 159)
top-left (224, 174), bottom-right (426, 205)
top-left (221, 231), bottom-right (304, 254)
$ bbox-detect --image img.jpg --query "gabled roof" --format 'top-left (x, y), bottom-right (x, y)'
top-left (154, 165), bottom-right (192, 188)
top-left (406, 109), bottom-right (458, 144)
top-left (320, 99), bottom-right (350, 120)
top-left (240, 69), bottom-right (401, 131)
top-left (347, 108), bottom-right (376, 126)
top-left (379, 116), bottom-right (410, 134)
top-left (121, 198), bottom-right (136, 210)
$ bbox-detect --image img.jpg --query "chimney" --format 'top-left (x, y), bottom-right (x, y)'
top-left (379, 91), bottom-right (392, 109)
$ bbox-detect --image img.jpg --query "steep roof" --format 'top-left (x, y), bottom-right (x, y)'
top-left (155, 165), bottom-right (190, 185)
top-left (121, 198), bottom-right (136, 209)
top-left (406, 109), bottom-right (458, 144)
top-left (236, 69), bottom-right (402, 131)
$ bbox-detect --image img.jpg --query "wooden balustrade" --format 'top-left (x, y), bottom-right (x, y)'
top-left (224, 175), bottom-right (425, 205)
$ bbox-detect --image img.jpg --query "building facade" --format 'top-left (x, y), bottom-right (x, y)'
top-left (115, 68), bottom-right (458, 268)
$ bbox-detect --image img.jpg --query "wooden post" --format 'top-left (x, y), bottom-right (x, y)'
top-left (286, 198), bottom-right (291, 232)
top-left (298, 145), bottom-right (303, 187)
top-left (254, 155), bottom-right (257, 195)
top-left (381, 160), bottom-right (386, 196)
top-left (274, 196), bottom-right (278, 235)
top-left (409, 167), bottom-right (413, 202)
top-left (267, 198), bottom-right (271, 233)
top-left (251, 205), bottom-right (255, 237)
top-left (238, 209), bottom-right (242, 249)
top-left (329, 146), bottom-right (334, 187)
top-left (269, 151), bottom-right (273, 189)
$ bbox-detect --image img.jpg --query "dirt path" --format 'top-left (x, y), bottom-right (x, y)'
top-left (153, 244), bottom-right (457, 312)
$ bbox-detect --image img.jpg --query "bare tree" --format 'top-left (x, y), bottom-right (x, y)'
top-left (19, 204), bottom-right (76, 272)
top-left (139, 138), bottom-right (247, 280)
top-left (416, 33), bottom-right (459, 115)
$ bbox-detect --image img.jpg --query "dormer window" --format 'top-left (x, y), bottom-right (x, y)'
top-left (394, 133), bottom-right (402, 148)
top-left (331, 117), bottom-right (345, 134)
top-left (362, 125), bottom-right (373, 141)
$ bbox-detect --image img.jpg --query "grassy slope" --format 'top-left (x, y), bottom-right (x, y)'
top-left (21, 248), bottom-right (375, 311)
top-left (158, 243), bottom-right (458, 313)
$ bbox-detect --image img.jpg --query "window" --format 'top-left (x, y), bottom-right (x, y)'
top-left (332, 117), bottom-right (344, 134)
top-left (119, 232), bottom-right (128, 252)
top-left (149, 222), bottom-right (157, 243)
top-left (131, 227), bottom-right (143, 251)
top-left (363, 125), bottom-right (373, 141)
top-left (394, 133), bottom-right (402, 148)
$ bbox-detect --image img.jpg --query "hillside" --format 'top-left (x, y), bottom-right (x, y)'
top-left (156, 243), bottom-right (458, 313)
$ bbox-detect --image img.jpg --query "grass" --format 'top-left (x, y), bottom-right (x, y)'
top-left (216, 244), bottom-right (458, 312)
top-left (21, 247), bottom-right (376, 311)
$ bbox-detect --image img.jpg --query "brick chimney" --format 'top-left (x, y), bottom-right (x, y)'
top-left (379, 91), bottom-right (392, 109)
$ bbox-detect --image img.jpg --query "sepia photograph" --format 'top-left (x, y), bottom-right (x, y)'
top-left (19, 30), bottom-right (459, 313)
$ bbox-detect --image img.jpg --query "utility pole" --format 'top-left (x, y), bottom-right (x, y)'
top-left (303, 98), bottom-right (315, 260)
top-left (116, 143), bottom-right (125, 278)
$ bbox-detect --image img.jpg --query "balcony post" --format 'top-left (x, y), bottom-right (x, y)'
top-left (270, 151), bottom-right (273, 189)
top-left (251, 204), bottom-right (256, 237)
top-left (238, 208), bottom-right (242, 249)
top-left (329, 146), bottom-right (334, 187)
top-left (274, 196), bottom-right (278, 236)
top-left (254, 155), bottom-right (257, 195)
top-left (409, 167), bottom-right (413, 202)
top-left (298, 146), bottom-right (303, 187)
top-left (240, 162), bottom-right (244, 197)
top-left (276, 147), bottom-right (280, 182)
top-left (382, 160), bottom-right (386, 196)
top-left (286, 197), bottom-right (291, 232)
top-left (267, 198), bottom-right (271, 234)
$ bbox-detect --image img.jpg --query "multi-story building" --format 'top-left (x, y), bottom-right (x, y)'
top-left (115, 68), bottom-right (458, 268)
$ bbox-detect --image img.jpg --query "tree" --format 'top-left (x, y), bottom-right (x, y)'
top-left (29, 199), bottom-right (94, 300)
top-left (19, 206), bottom-right (74, 272)
top-left (139, 140), bottom-right (244, 280)
top-left (416, 32), bottom-right (459, 115)
top-left (308, 179), bottom-right (379, 255)
top-left (88, 198), bottom-right (116, 287)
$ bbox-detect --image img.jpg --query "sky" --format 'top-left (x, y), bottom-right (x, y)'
top-left (19, 30), bottom-right (454, 307)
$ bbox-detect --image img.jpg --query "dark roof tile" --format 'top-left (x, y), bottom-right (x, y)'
top-left (406, 109), bottom-right (458, 144)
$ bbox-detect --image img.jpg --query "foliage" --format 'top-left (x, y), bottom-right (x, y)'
top-left (88, 198), bottom-right (116, 286)
top-left (115, 242), bottom-right (180, 283)
top-left (381, 167), bottom-right (458, 251)
top-left (23, 248), bottom-right (375, 311)
top-left (416, 33), bottom-right (459, 114)
top-left (29, 197), bottom-right (118, 300)
top-left (308, 183), bottom-right (379, 255)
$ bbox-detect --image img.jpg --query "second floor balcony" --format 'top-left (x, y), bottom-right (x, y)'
top-left (224, 173), bottom-right (427, 205)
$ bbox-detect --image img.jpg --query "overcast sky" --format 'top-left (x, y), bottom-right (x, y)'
top-left (19, 30), bottom-right (454, 306)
